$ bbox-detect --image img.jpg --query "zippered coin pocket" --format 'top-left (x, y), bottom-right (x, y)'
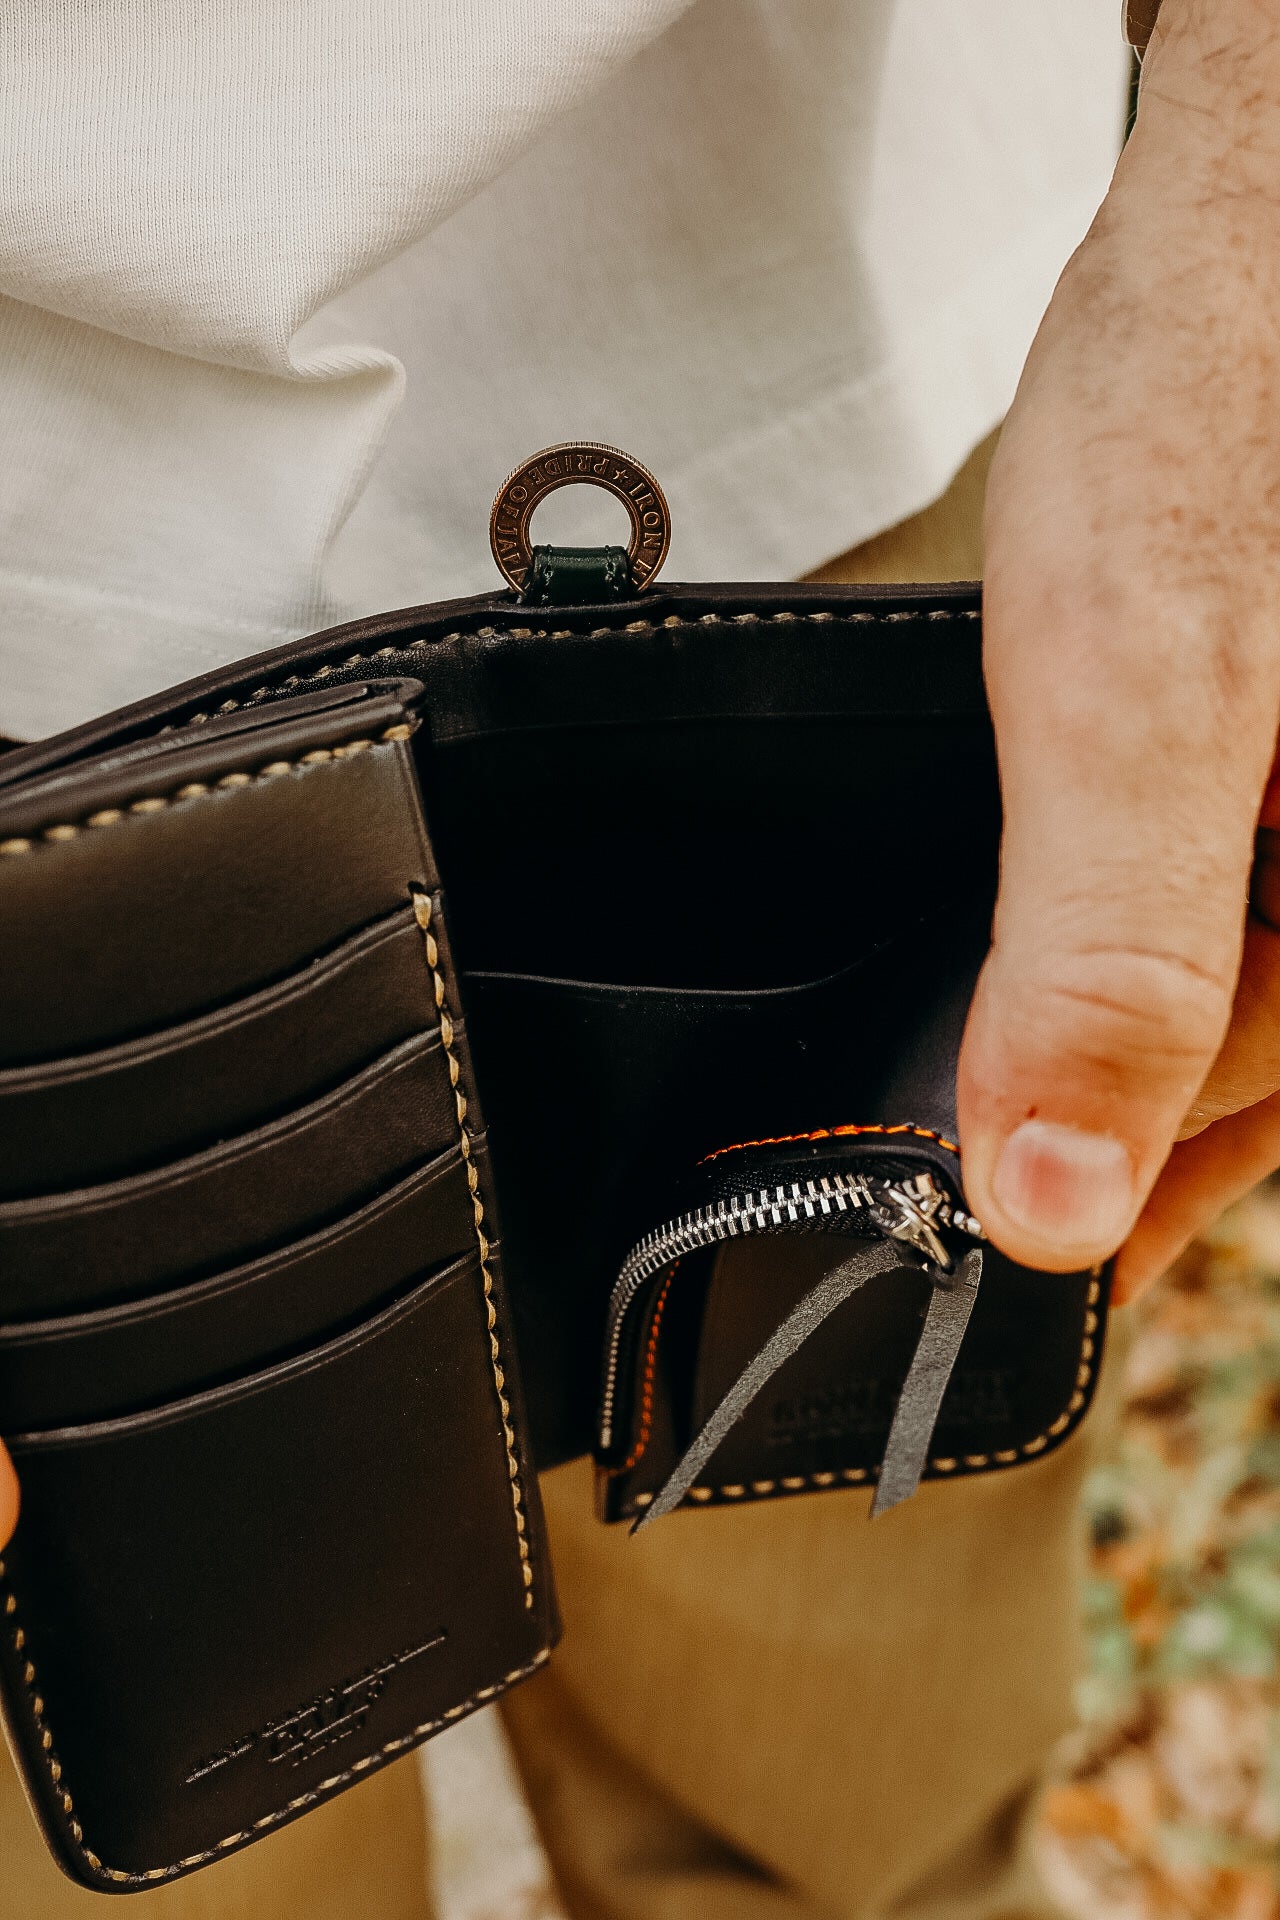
top-left (595, 1128), bottom-right (1108, 1525)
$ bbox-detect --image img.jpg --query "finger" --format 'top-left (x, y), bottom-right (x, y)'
top-left (1116, 1090), bottom-right (1280, 1302)
top-left (961, 441), bottom-right (1280, 1273)
top-left (1178, 847), bottom-right (1280, 1137)
top-left (1180, 810), bottom-right (1280, 1134)
top-left (0, 1444), bottom-right (18, 1550)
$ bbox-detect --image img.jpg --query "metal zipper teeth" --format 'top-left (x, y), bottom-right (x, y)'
top-left (598, 1172), bottom-right (982, 1451)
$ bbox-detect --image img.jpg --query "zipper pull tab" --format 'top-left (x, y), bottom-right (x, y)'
top-left (876, 1175), bottom-right (955, 1272)
top-left (490, 443), bottom-right (671, 600)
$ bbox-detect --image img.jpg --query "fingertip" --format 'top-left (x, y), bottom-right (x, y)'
top-left (1112, 1202), bottom-right (1191, 1304)
top-left (1110, 1251), bottom-right (1160, 1308)
top-left (1112, 1092), bottom-right (1280, 1304)
top-left (0, 1445), bottom-right (19, 1550)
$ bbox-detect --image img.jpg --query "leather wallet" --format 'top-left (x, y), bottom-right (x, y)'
top-left (0, 454), bottom-right (1110, 1890)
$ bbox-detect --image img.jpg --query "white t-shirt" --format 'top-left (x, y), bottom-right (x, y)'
top-left (0, 0), bottom-right (1128, 740)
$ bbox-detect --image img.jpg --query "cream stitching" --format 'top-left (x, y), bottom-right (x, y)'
top-left (0, 713), bottom-right (549, 1882)
top-left (0, 1560), bottom-right (548, 1886)
top-left (621, 1276), bottom-right (1105, 1517)
top-left (167, 604), bottom-right (982, 727)
top-left (0, 725), bottom-right (416, 856)
top-left (410, 887), bottom-right (535, 1612)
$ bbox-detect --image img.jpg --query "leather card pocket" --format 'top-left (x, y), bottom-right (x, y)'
top-left (0, 689), bottom-right (559, 1896)
top-left (0, 1147), bottom-right (487, 1429)
top-left (0, 709), bottom-right (436, 1063)
top-left (0, 1032), bottom-right (467, 1319)
top-left (0, 906), bottom-right (429, 1198)
top-left (0, 1256), bottom-right (555, 1889)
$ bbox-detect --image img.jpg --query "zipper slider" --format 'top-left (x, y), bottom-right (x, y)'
top-left (877, 1175), bottom-right (955, 1272)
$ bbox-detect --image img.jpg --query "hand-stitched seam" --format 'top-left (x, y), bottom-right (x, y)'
top-left (607, 1265), bottom-right (677, 1478)
top-left (699, 1122), bottom-right (960, 1165)
top-left (619, 1277), bottom-right (1103, 1514)
top-left (165, 604), bottom-right (982, 727)
top-left (0, 725), bottom-right (416, 857)
top-left (0, 718), bottom-right (548, 1885)
top-left (0, 1563), bottom-right (548, 1887)
top-left (411, 887), bottom-right (535, 1612)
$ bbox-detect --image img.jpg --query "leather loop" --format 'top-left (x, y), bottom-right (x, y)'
top-left (525, 545), bottom-right (635, 606)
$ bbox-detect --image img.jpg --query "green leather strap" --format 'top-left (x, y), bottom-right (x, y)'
top-left (523, 545), bottom-right (635, 606)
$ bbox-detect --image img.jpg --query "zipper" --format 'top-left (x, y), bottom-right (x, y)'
top-left (598, 1170), bottom-right (984, 1453)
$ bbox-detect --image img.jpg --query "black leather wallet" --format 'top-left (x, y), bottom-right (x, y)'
top-left (0, 450), bottom-right (1110, 1890)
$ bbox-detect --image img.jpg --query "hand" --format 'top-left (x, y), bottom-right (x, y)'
top-left (960, 0), bottom-right (1280, 1302)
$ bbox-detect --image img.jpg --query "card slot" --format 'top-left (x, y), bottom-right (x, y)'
top-left (0, 718), bottom-right (437, 1066)
top-left (0, 1032), bottom-right (465, 1320)
top-left (0, 1253), bottom-right (553, 1881)
top-left (0, 1147), bottom-right (485, 1430)
top-left (0, 906), bottom-right (432, 1198)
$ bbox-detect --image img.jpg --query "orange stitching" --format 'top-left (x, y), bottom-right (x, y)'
top-left (609, 1265), bottom-right (677, 1477)
top-left (699, 1122), bottom-right (959, 1165)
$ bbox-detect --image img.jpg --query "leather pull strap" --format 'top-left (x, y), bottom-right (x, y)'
top-left (634, 1242), bottom-right (983, 1533)
top-left (870, 1248), bottom-right (983, 1516)
top-left (634, 1240), bottom-right (903, 1532)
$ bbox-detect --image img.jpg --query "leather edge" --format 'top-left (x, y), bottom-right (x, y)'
top-left (0, 1613), bottom-right (553, 1894)
top-left (0, 583), bottom-right (984, 794)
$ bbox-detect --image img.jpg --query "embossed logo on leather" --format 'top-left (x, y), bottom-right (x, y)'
top-left (184, 1633), bottom-right (446, 1785)
top-left (768, 1367), bottom-right (1014, 1446)
top-left (769, 1378), bottom-right (889, 1443)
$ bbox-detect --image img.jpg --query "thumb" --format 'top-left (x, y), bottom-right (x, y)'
top-left (959, 573), bottom-right (1278, 1274)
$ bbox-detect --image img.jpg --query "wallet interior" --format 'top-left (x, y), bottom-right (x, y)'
top-left (0, 577), bottom-right (1100, 1893)
top-left (0, 581), bottom-right (1002, 1472)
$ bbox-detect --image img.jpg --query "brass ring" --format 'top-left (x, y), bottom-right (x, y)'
top-left (490, 443), bottom-right (671, 593)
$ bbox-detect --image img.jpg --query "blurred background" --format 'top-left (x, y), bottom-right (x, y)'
top-left (1035, 1193), bottom-right (1280, 1918)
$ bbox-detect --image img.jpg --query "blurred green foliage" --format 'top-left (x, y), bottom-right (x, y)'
top-left (1040, 1192), bottom-right (1280, 1912)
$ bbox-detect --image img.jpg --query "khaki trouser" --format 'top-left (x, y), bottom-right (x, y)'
top-left (1, 432), bottom-right (1125, 1919)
